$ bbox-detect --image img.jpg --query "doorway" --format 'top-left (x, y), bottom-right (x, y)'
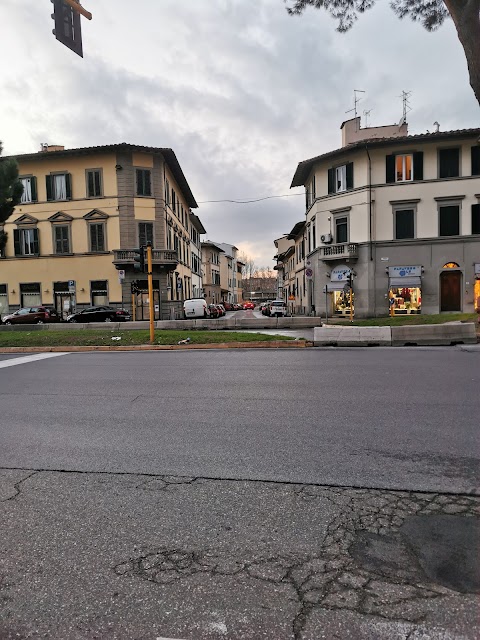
top-left (440, 270), bottom-right (462, 312)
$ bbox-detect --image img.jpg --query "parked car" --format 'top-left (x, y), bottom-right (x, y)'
top-left (208, 304), bottom-right (220, 319)
top-left (67, 306), bottom-right (130, 323)
top-left (2, 306), bottom-right (61, 325)
top-left (269, 299), bottom-right (287, 317)
top-left (223, 302), bottom-right (233, 311)
top-left (184, 298), bottom-right (209, 319)
top-left (262, 302), bottom-right (272, 316)
top-left (233, 303), bottom-right (243, 311)
top-left (243, 301), bottom-right (255, 310)
top-left (217, 304), bottom-right (226, 316)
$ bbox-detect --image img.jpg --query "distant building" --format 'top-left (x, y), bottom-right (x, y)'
top-left (201, 241), bottom-right (224, 304)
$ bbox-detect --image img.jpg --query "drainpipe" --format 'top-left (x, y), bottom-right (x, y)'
top-left (365, 143), bottom-right (375, 316)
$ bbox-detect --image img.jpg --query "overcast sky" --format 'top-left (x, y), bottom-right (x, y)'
top-left (1, 0), bottom-right (478, 267)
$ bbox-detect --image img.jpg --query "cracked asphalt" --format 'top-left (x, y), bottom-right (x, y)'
top-left (1, 349), bottom-right (479, 639)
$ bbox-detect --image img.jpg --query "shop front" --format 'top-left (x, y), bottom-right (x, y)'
top-left (327, 266), bottom-right (354, 317)
top-left (388, 266), bottom-right (422, 314)
top-left (475, 264), bottom-right (480, 312)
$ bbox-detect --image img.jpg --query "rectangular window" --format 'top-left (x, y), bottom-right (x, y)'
top-left (54, 225), bottom-right (70, 254)
top-left (439, 205), bottom-right (460, 237)
top-left (0, 284), bottom-right (7, 316)
top-left (91, 280), bottom-right (108, 306)
top-left (312, 221), bottom-right (316, 249)
top-left (472, 204), bottom-right (480, 235)
top-left (14, 228), bottom-right (40, 256)
top-left (89, 223), bottom-right (105, 252)
top-left (136, 169), bottom-right (152, 196)
top-left (20, 282), bottom-right (41, 308)
top-left (394, 209), bottom-right (415, 239)
top-left (46, 173), bottom-right (71, 201)
top-left (86, 169), bottom-right (102, 197)
top-left (20, 177), bottom-right (37, 203)
top-left (439, 148), bottom-right (460, 178)
top-left (395, 154), bottom-right (413, 182)
top-left (335, 217), bottom-right (348, 243)
top-left (328, 163), bottom-right (353, 194)
top-left (138, 222), bottom-right (154, 247)
top-left (335, 165), bottom-right (346, 192)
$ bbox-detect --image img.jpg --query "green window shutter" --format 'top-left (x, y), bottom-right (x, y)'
top-left (87, 171), bottom-right (94, 197)
top-left (65, 173), bottom-right (72, 199)
top-left (413, 152), bottom-right (423, 180)
top-left (386, 155), bottom-right (395, 183)
top-left (471, 146), bottom-right (480, 176)
top-left (30, 176), bottom-right (38, 202)
top-left (327, 168), bottom-right (335, 194)
top-left (14, 229), bottom-right (21, 256)
top-left (346, 162), bottom-right (354, 190)
top-left (145, 170), bottom-right (151, 196)
top-left (472, 203), bottom-right (480, 235)
top-left (32, 228), bottom-right (40, 255)
top-left (46, 175), bottom-right (53, 201)
top-left (95, 170), bottom-right (101, 196)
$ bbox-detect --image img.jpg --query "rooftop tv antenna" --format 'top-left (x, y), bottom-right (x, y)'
top-left (398, 90), bottom-right (412, 125)
top-left (363, 109), bottom-right (373, 128)
top-left (345, 90), bottom-right (366, 119)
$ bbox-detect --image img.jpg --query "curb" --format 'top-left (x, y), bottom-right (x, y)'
top-left (0, 340), bottom-right (309, 353)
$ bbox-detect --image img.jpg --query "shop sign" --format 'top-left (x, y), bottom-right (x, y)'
top-left (388, 266), bottom-right (421, 278)
top-left (475, 264), bottom-right (480, 276)
top-left (330, 266), bottom-right (351, 282)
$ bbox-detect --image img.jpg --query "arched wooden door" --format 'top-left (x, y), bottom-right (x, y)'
top-left (440, 270), bottom-right (462, 312)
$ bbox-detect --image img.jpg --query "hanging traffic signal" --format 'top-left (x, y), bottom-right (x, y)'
top-left (131, 280), bottom-right (140, 295)
top-left (51, 0), bottom-right (92, 58)
top-left (133, 247), bottom-right (146, 273)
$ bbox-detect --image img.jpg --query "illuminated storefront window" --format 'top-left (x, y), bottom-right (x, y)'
top-left (388, 266), bottom-right (422, 315)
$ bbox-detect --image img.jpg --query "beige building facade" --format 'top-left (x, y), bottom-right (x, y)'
top-left (291, 118), bottom-right (480, 317)
top-left (201, 241), bottom-right (224, 304)
top-left (0, 143), bottom-right (205, 319)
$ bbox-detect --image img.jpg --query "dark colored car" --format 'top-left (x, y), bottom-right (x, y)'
top-left (2, 306), bottom-right (61, 325)
top-left (67, 306), bottom-right (130, 323)
top-left (223, 302), bottom-right (233, 311)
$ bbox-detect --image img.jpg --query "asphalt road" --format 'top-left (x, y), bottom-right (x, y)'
top-left (0, 348), bottom-right (478, 493)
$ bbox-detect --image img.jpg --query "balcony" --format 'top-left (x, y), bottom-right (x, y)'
top-left (319, 243), bottom-right (359, 261)
top-left (113, 249), bottom-right (178, 271)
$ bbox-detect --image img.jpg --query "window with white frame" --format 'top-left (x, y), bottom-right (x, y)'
top-left (335, 165), bottom-right (347, 192)
top-left (395, 154), bottom-right (413, 182)
top-left (46, 173), bottom-right (71, 201)
top-left (14, 228), bottom-right (39, 256)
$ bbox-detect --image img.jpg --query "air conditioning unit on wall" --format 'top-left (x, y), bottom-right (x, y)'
top-left (321, 233), bottom-right (333, 244)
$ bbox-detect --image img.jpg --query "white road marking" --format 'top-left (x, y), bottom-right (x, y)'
top-left (0, 353), bottom-right (69, 369)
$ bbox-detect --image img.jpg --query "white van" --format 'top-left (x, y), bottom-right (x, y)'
top-left (183, 298), bottom-right (209, 319)
top-left (269, 299), bottom-right (287, 317)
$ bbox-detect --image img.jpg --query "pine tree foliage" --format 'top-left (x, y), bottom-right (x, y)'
top-left (0, 142), bottom-right (23, 226)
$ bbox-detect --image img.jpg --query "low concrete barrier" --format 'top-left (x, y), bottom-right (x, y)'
top-left (313, 325), bottom-right (392, 346)
top-left (391, 322), bottom-right (477, 346)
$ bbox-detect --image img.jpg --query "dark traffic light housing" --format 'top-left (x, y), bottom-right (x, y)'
top-left (51, 0), bottom-right (83, 57)
top-left (133, 246), bottom-right (146, 273)
top-left (131, 280), bottom-right (140, 295)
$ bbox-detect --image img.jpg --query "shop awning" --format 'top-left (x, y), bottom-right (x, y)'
top-left (389, 276), bottom-right (421, 288)
top-left (327, 282), bottom-right (348, 292)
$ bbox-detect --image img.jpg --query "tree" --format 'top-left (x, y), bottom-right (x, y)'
top-left (0, 142), bottom-right (23, 253)
top-left (285, 1), bottom-right (480, 106)
top-left (238, 253), bottom-right (258, 281)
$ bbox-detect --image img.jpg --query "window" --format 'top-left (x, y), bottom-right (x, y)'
top-left (394, 209), bottom-right (415, 240)
top-left (439, 205), bottom-right (460, 237)
top-left (0, 284), bottom-right (8, 316)
top-left (171, 189), bottom-right (176, 213)
top-left (472, 146), bottom-right (480, 176)
top-left (472, 204), bottom-right (480, 235)
top-left (20, 282), bottom-right (41, 307)
top-left (328, 163), bottom-right (353, 194)
top-left (164, 179), bottom-right (170, 206)
top-left (46, 173), bottom-right (72, 201)
top-left (306, 175), bottom-right (316, 209)
top-left (89, 223), bottom-right (105, 252)
top-left (54, 225), bottom-right (70, 254)
top-left (91, 280), bottom-right (108, 306)
top-left (335, 216), bottom-right (348, 243)
top-left (136, 169), bottom-right (151, 196)
top-left (312, 221), bottom-right (316, 249)
top-left (386, 152), bottom-right (423, 183)
top-left (14, 228), bottom-right (39, 256)
top-left (138, 222), bottom-right (154, 247)
top-left (86, 169), bottom-right (102, 197)
top-left (20, 177), bottom-right (37, 203)
top-left (439, 148), bottom-right (460, 178)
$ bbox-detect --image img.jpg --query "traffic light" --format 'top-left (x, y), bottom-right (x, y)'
top-left (133, 246), bottom-right (146, 272)
top-left (51, 0), bottom-right (83, 57)
top-left (131, 280), bottom-right (139, 295)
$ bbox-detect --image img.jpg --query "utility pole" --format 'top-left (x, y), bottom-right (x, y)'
top-left (146, 243), bottom-right (155, 344)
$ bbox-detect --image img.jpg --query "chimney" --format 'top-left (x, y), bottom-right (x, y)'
top-left (341, 116), bottom-right (408, 147)
top-left (39, 144), bottom-right (65, 153)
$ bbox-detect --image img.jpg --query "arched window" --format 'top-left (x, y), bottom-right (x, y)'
top-left (442, 262), bottom-right (460, 269)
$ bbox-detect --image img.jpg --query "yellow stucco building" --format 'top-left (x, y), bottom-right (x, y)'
top-left (0, 143), bottom-right (206, 319)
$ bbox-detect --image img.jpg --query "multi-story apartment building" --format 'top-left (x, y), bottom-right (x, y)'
top-left (189, 213), bottom-right (206, 299)
top-left (291, 118), bottom-right (480, 317)
top-left (213, 242), bottom-right (243, 304)
top-left (0, 142), bottom-right (206, 319)
top-left (201, 241), bottom-right (224, 304)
